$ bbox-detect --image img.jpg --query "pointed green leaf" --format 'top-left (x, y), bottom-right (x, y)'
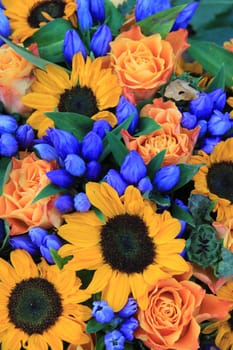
top-left (86, 318), bottom-right (106, 333)
top-left (105, 131), bottom-right (129, 166)
top-left (104, 0), bottom-right (125, 36)
top-left (147, 149), bottom-right (166, 180)
top-left (172, 163), bottom-right (204, 192)
top-left (0, 157), bottom-right (12, 195)
top-left (50, 248), bottom-right (73, 270)
top-left (150, 192), bottom-right (171, 207)
top-left (205, 63), bottom-right (225, 92)
top-left (134, 117), bottom-right (161, 136)
top-left (188, 39), bottom-right (233, 88)
top-left (31, 183), bottom-right (65, 204)
top-left (171, 203), bottom-right (195, 227)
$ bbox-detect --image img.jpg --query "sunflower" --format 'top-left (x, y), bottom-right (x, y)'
top-left (189, 138), bottom-right (233, 222)
top-left (0, 249), bottom-right (91, 350)
top-left (203, 281), bottom-right (233, 350)
top-left (22, 52), bottom-right (122, 137)
top-left (58, 182), bottom-right (189, 312)
top-left (2, 0), bottom-right (77, 42)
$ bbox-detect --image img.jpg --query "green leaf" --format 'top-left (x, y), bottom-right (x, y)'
top-left (137, 5), bottom-right (186, 37)
top-left (171, 203), bottom-right (195, 227)
top-left (134, 117), bottom-right (161, 136)
top-left (205, 63), bottom-right (225, 92)
top-left (150, 192), bottom-right (171, 207)
top-left (172, 163), bottom-right (204, 192)
top-left (24, 18), bottom-right (74, 63)
top-left (0, 220), bottom-right (9, 251)
top-left (105, 131), bottom-right (129, 166)
top-left (86, 318), bottom-right (106, 333)
top-left (188, 39), bottom-right (233, 88)
top-left (50, 248), bottom-right (73, 270)
top-left (147, 150), bottom-right (166, 180)
top-left (31, 183), bottom-right (65, 204)
top-left (104, 0), bottom-right (125, 36)
top-left (0, 157), bottom-right (12, 195)
top-left (45, 112), bottom-right (94, 140)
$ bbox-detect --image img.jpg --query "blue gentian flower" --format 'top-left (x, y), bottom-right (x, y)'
top-left (197, 119), bottom-right (208, 139)
top-left (138, 176), bottom-right (153, 194)
top-left (154, 165), bottom-right (180, 192)
top-left (104, 169), bottom-right (127, 196)
top-left (90, 24), bottom-right (112, 57)
top-left (208, 88), bottom-right (226, 111)
top-left (28, 227), bottom-right (48, 247)
top-left (0, 115), bottom-right (17, 134)
top-left (0, 133), bottom-right (18, 156)
top-left (15, 124), bottom-right (35, 149)
top-left (81, 131), bottom-right (103, 161)
top-left (92, 300), bottom-right (114, 323)
top-left (0, 9), bottom-right (11, 45)
top-left (54, 194), bottom-right (74, 213)
top-left (190, 93), bottom-right (213, 120)
top-left (135, 0), bottom-right (170, 22)
top-left (46, 169), bottom-right (75, 188)
top-left (120, 150), bottom-right (147, 184)
top-left (86, 160), bottom-right (102, 180)
top-left (63, 29), bottom-right (87, 65)
top-left (116, 96), bottom-right (139, 134)
top-left (181, 112), bottom-right (197, 129)
top-left (200, 136), bottom-right (221, 154)
top-left (64, 154), bottom-right (86, 177)
top-left (118, 298), bottom-right (138, 318)
top-left (171, 2), bottom-right (199, 31)
top-left (92, 119), bottom-right (112, 138)
top-left (104, 330), bottom-right (125, 350)
top-left (40, 234), bottom-right (63, 264)
top-left (76, 0), bottom-right (93, 31)
top-left (119, 317), bottom-right (139, 341)
top-left (74, 192), bottom-right (91, 212)
top-left (90, 0), bottom-right (105, 22)
top-left (207, 110), bottom-right (231, 136)
top-left (33, 144), bottom-right (59, 162)
top-left (9, 235), bottom-right (38, 256)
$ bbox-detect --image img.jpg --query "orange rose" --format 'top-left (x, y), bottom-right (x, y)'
top-left (135, 278), bottom-right (231, 350)
top-left (0, 152), bottom-right (62, 235)
top-left (0, 43), bottom-right (35, 115)
top-left (109, 26), bottom-right (189, 102)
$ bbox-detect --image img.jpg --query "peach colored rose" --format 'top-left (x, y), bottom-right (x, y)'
top-left (109, 26), bottom-right (189, 102)
top-left (0, 43), bottom-right (35, 115)
top-left (0, 152), bottom-right (62, 236)
top-left (135, 278), bottom-right (232, 350)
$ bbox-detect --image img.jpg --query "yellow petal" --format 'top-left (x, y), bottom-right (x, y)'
top-left (86, 264), bottom-right (112, 294)
top-left (27, 334), bottom-right (48, 350)
top-left (129, 273), bottom-right (149, 310)
top-left (10, 249), bottom-right (38, 279)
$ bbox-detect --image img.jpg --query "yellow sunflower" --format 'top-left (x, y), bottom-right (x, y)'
top-left (58, 182), bottom-right (189, 312)
top-left (22, 52), bottom-right (122, 137)
top-left (203, 281), bottom-right (233, 350)
top-left (189, 137), bottom-right (233, 222)
top-left (0, 249), bottom-right (91, 350)
top-left (2, 0), bottom-right (77, 42)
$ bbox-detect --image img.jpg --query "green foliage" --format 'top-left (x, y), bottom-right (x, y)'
top-left (170, 203), bottom-right (195, 227)
top-left (105, 131), bottom-right (129, 166)
top-left (147, 150), bottom-right (166, 180)
top-left (31, 183), bottom-right (65, 204)
top-left (50, 248), bottom-right (73, 270)
top-left (205, 63), bottom-right (226, 92)
top-left (172, 163), bottom-right (204, 192)
top-left (134, 117), bottom-right (161, 136)
top-left (0, 157), bottom-right (11, 195)
top-left (104, 0), bottom-right (125, 36)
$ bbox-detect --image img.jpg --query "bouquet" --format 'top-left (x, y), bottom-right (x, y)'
top-left (0, 0), bottom-right (233, 349)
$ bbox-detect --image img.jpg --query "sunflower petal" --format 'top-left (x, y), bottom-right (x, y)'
top-left (86, 264), bottom-right (112, 294)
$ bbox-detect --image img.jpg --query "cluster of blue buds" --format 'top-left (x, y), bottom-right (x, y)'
top-left (0, 114), bottom-right (34, 157)
top-left (0, 7), bottom-right (11, 46)
top-left (91, 298), bottom-right (139, 350)
top-left (9, 227), bottom-right (63, 264)
top-left (181, 88), bottom-right (232, 153)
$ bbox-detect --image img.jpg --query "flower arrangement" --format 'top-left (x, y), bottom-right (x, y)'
top-left (0, 0), bottom-right (233, 349)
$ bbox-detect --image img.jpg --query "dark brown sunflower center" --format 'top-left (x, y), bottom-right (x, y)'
top-left (100, 214), bottom-right (156, 273)
top-left (58, 86), bottom-right (99, 117)
top-left (207, 161), bottom-right (233, 203)
top-left (27, 0), bottom-right (65, 28)
top-left (8, 277), bottom-right (63, 335)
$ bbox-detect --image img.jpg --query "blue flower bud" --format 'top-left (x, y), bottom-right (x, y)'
top-left (181, 112), bottom-right (197, 129)
top-left (138, 176), bottom-right (153, 194)
top-left (0, 9), bottom-right (11, 45)
top-left (120, 150), bottom-right (147, 184)
top-left (154, 165), bottom-right (180, 192)
top-left (135, 0), bottom-right (170, 21)
top-left (81, 131), bottom-right (103, 161)
top-left (171, 2), bottom-right (199, 31)
top-left (40, 234), bottom-right (63, 264)
top-left (119, 317), bottom-right (139, 341)
top-left (190, 93), bottom-right (213, 120)
top-left (54, 194), bottom-right (74, 213)
top-left (63, 29), bottom-right (87, 65)
top-left (28, 227), bottom-right (48, 247)
top-left (33, 144), bottom-right (59, 162)
top-left (90, 0), bottom-right (105, 22)
top-left (74, 192), bottom-right (91, 212)
top-left (9, 235), bottom-right (39, 255)
top-left (46, 169), bottom-right (75, 188)
top-left (92, 119), bottom-right (112, 138)
top-left (90, 24), bottom-right (112, 57)
top-left (200, 136), bottom-right (221, 154)
top-left (197, 119), bottom-right (208, 139)
top-left (0, 133), bottom-right (18, 156)
top-left (207, 110), bottom-right (231, 136)
top-left (0, 219), bottom-right (6, 242)
top-left (208, 88), bottom-right (226, 111)
top-left (118, 298), bottom-right (137, 318)
top-left (15, 124), bottom-right (35, 149)
top-left (116, 96), bottom-right (139, 134)
top-left (92, 300), bottom-right (114, 323)
top-left (104, 169), bottom-right (127, 196)
top-left (104, 330), bottom-right (125, 350)
top-left (64, 154), bottom-right (86, 177)
top-left (0, 115), bottom-right (17, 134)
top-left (86, 160), bottom-right (101, 180)
top-left (76, 0), bottom-right (93, 31)
top-left (174, 199), bottom-right (189, 238)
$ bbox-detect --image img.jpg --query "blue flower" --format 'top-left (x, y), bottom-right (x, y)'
top-left (33, 144), bottom-right (59, 162)
top-left (54, 194), bottom-right (74, 213)
top-left (138, 176), bottom-right (153, 194)
top-left (63, 29), bottom-right (87, 65)
top-left (154, 165), bottom-right (180, 192)
top-left (208, 88), bottom-right (226, 111)
top-left (81, 131), bottom-right (103, 161)
top-left (172, 2), bottom-right (199, 31)
top-left (197, 119), bottom-right (208, 139)
top-left (116, 96), bottom-right (139, 134)
top-left (9, 235), bottom-right (38, 256)
top-left (120, 150), bottom-right (147, 184)
top-left (207, 110), bottom-right (231, 136)
top-left (119, 317), bottom-right (138, 341)
top-left (190, 93), bottom-right (213, 120)
top-left (104, 330), bottom-right (125, 350)
top-left (200, 136), bottom-right (221, 154)
top-left (64, 154), bottom-right (86, 177)
top-left (28, 227), bottom-right (48, 247)
top-left (86, 160), bottom-right (101, 180)
top-left (104, 169), bottom-right (127, 196)
top-left (117, 298), bottom-right (137, 318)
top-left (90, 0), bottom-right (105, 22)
top-left (74, 192), bottom-right (91, 212)
top-left (16, 124), bottom-right (35, 149)
top-left (76, 0), bottom-right (93, 31)
top-left (0, 133), bottom-right (18, 157)
top-left (92, 300), bottom-right (114, 323)
top-left (0, 9), bottom-right (11, 45)
top-left (90, 24), bottom-right (112, 57)
top-left (135, 0), bottom-right (170, 22)
top-left (181, 112), bottom-right (197, 129)
top-left (46, 169), bottom-right (75, 188)
top-left (0, 115), bottom-right (18, 134)
top-left (92, 119), bottom-right (112, 138)
top-left (40, 234), bottom-right (63, 264)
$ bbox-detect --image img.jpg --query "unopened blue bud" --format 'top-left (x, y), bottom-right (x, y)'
top-left (172, 2), bottom-right (199, 31)
top-left (118, 298), bottom-right (137, 318)
top-left (54, 194), bottom-right (74, 213)
top-left (0, 133), bottom-right (18, 156)
top-left (46, 169), bottom-right (75, 188)
top-left (90, 24), bottom-right (112, 57)
top-left (181, 112), bottom-right (197, 129)
top-left (154, 165), bottom-right (180, 192)
top-left (92, 300), bottom-right (114, 323)
top-left (28, 227), bottom-right (48, 247)
top-left (76, 0), bottom-right (93, 31)
top-left (9, 235), bottom-right (38, 255)
top-left (86, 160), bottom-right (101, 180)
top-left (16, 124), bottom-right (34, 149)
top-left (119, 317), bottom-right (139, 341)
top-left (90, 0), bottom-right (105, 22)
top-left (104, 169), bottom-right (127, 196)
top-left (135, 0), bottom-right (170, 21)
top-left (190, 93), bottom-right (213, 120)
top-left (33, 144), bottom-right (59, 162)
top-left (74, 192), bottom-right (91, 212)
top-left (81, 131), bottom-right (103, 161)
top-left (92, 120), bottom-right (112, 138)
top-left (64, 154), bottom-right (86, 177)
top-left (120, 150), bottom-right (147, 184)
top-left (0, 115), bottom-right (17, 134)
top-left (197, 119), bottom-right (208, 139)
top-left (40, 234), bottom-right (63, 264)
top-left (200, 136), bottom-right (221, 154)
top-left (116, 96), bottom-right (139, 134)
top-left (208, 110), bottom-right (231, 136)
top-left (0, 9), bottom-right (11, 45)
top-left (208, 88), bottom-right (226, 111)
top-left (63, 29), bottom-right (87, 65)
top-left (138, 176), bottom-right (153, 194)
top-left (104, 330), bottom-right (125, 350)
